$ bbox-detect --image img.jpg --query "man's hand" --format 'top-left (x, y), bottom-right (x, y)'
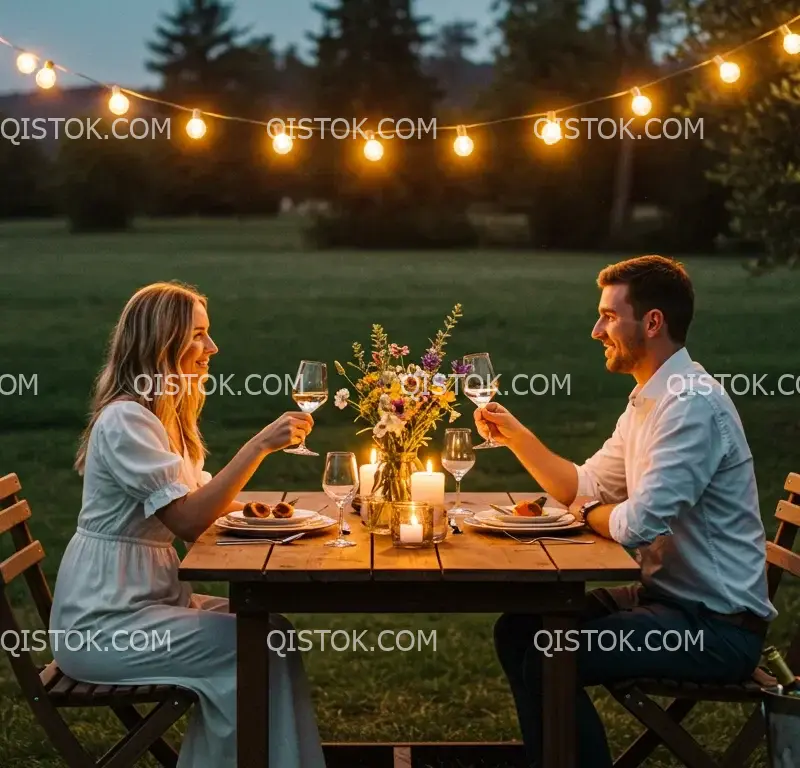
top-left (474, 403), bottom-right (529, 448)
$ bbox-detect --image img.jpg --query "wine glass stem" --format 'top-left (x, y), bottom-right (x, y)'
top-left (337, 502), bottom-right (345, 538)
top-left (455, 478), bottom-right (462, 510)
top-left (481, 404), bottom-right (496, 445)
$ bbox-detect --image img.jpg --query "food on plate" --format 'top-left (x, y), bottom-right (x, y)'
top-left (272, 501), bottom-right (295, 519)
top-left (513, 495), bottom-right (548, 517)
top-left (242, 501), bottom-right (271, 519)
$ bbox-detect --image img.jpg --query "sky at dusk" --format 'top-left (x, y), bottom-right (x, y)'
top-left (0, 0), bottom-right (499, 94)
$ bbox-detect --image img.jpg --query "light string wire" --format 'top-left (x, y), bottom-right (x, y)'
top-left (2, 11), bottom-right (800, 140)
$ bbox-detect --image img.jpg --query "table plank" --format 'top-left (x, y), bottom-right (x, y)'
top-left (540, 534), bottom-right (640, 581)
top-left (179, 526), bottom-right (272, 581)
top-left (263, 492), bottom-right (372, 582)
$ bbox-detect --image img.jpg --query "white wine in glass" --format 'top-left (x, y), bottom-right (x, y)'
top-left (463, 352), bottom-right (501, 449)
top-left (322, 452), bottom-right (359, 548)
top-left (285, 360), bottom-right (327, 456)
top-left (442, 428), bottom-right (475, 519)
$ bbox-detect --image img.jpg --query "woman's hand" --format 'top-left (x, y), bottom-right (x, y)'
top-left (257, 412), bottom-right (314, 455)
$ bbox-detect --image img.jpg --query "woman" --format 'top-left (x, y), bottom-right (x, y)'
top-left (50, 281), bottom-right (325, 767)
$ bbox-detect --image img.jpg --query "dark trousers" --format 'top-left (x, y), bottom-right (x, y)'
top-left (494, 585), bottom-right (765, 768)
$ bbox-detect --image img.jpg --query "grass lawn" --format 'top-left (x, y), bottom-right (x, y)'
top-left (1, 217), bottom-right (799, 766)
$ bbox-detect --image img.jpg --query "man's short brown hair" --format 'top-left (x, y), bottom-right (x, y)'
top-left (597, 255), bottom-right (694, 344)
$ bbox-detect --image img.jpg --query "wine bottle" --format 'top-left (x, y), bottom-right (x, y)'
top-left (763, 646), bottom-right (798, 692)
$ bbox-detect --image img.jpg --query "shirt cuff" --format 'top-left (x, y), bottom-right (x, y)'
top-left (144, 481), bottom-right (191, 518)
top-left (574, 463), bottom-right (599, 498)
top-left (608, 500), bottom-right (633, 546)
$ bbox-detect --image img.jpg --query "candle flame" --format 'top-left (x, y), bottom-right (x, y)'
top-left (370, 448), bottom-right (377, 464)
top-left (410, 513), bottom-right (418, 525)
top-left (426, 459), bottom-right (433, 473)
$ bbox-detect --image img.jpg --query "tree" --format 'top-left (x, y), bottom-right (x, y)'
top-left (145, 0), bottom-right (281, 216)
top-left (0, 119), bottom-right (54, 218)
top-left (429, 21), bottom-right (482, 111)
top-left (675, 0), bottom-right (800, 268)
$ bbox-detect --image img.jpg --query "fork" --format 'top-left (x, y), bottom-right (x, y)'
top-left (502, 531), bottom-right (594, 546)
top-left (216, 532), bottom-right (306, 546)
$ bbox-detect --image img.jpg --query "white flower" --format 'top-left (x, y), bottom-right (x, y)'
top-left (449, 409), bottom-right (460, 423)
top-left (373, 421), bottom-right (388, 439)
top-left (379, 393), bottom-right (392, 410)
top-left (334, 388), bottom-right (350, 410)
top-left (384, 413), bottom-right (405, 435)
top-left (381, 369), bottom-right (397, 386)
top-left (432, 373), bottom-right (447, 390)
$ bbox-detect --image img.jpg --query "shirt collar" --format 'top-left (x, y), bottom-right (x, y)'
top-left (629, 347), bottom-right (692, 407)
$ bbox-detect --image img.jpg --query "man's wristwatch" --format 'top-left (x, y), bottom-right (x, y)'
top-left (577, 499), bottom-right (601, 524)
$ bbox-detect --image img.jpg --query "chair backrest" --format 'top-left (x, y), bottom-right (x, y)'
top-left (764, 472), bottom-right (800, 668)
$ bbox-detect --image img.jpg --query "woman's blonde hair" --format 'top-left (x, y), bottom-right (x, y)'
top-left (75, 281), bottom-right (209, 473)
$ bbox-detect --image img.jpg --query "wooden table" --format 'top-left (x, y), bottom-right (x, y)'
top-left (179, 491), bottom-right (640, 768)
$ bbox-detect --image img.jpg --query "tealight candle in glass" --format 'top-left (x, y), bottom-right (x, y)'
top-left (390, 502), bottom-right (434, 548)
top-left (363, 495), bottom-right (391, 535)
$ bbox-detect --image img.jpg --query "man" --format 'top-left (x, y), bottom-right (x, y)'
top-left (477, 255), bottom-right (775, 768)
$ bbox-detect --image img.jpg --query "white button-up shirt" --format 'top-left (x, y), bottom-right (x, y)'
top-left (575, 347), bottom-right (776, 620)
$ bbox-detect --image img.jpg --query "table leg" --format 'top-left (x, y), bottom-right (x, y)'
top-left (542, 615), bottom-right (578, 768)
top-left (237, 612), bottom-right (271, 768)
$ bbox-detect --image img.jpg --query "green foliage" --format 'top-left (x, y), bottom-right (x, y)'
top-left (0, 116), bottom-right (54, 218)
top-left (678, 0), bottom-right (800, 268)
top-left (54, 119), bottom-right (148, 232)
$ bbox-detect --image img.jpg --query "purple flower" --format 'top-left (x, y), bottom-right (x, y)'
top-left (451, 359), bottom-right (473, 375)
top-left (391, 398), bottom-right (405, 415)
top-left (421, 349), bottom-right (441, 371)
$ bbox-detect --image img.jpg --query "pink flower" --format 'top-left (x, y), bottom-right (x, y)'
top-left (390, 343), bottom-right (410, 358)
top-left (372, 351), bottom-right (382, 366)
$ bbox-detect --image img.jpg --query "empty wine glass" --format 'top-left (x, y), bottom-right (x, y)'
top-left (285, 360), bottom-right (327, 456)
top-left (442, 428), bottom-right (475, 520)
top-left (322, 452), bottom-right (358, 548)
top-left (463, 352), bottom-right (501, 449)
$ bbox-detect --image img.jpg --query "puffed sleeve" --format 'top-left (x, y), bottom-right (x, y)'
top-left (95, 402), bottom-right (190, 518)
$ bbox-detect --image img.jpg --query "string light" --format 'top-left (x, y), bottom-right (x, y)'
top-left (363, 130), bottom-right (384, 162)
top-left (186, 109), bottom-right (207, 139)
top-left (16, 52), bottom-right (37, 74)
top-left (108, 85), bottom-right (130, 116)
top-left (540, 111), bottom-right (562, 145)
top-left (782, 25), bottom-right (800, 55)
top-left (453, 125), bottom-right (474, 157)
top-left (631, 87), bottom-right (652, 117)
top-left (714, 55), bottom-right (741, 83)
top-left (272, 129), bottom-right (293, 155)
top-left (35, 60), bottom-right (56, 89)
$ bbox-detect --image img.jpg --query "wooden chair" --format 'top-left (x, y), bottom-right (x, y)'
top-left (608, 471), bottom-right (800, 768)
top-left (0, 473), bottom-right (198, 767)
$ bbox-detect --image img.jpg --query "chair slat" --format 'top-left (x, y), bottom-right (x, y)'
top-left (766, 541), bottom-right (800, 579)
top-left (786, 473), bottom-right (800, 495)
top-left (0, 500), bottom-right (31, 536)
top-left (776, 500), bottom-right (800, 528)
top-left (0, 541), bottom-right (45, 585)
top-left (0, 474), bottom-right (21, 506)
top-left (39, 662), bottom-right (63, 691)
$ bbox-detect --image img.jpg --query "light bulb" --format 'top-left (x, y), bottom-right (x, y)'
top-left (272, 130), bottom-right (293, 155)
top-left (453, 125), bottom-right (474, 157)
top-left (783, 26), bottom-right (800, 55)
top-left (16, 52), bottom-right (38, 75)
top-left (715, 56), bottom-right (741, 84)
top-left (631, 88), bottom-right (652, 117)
top-left (108, 86), bottom-right (130, 116)
top-left (540, 112), bottom-right (562, 145)
top-left (186, 109), bottom-right (207, 139)
top-left (364, 132), bottom-right (384, 162)
top-left (35, 61), bottom-right (56, 90)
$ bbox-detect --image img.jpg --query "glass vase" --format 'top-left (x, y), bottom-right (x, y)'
top-left (366, 450), bottom-right (423, 535)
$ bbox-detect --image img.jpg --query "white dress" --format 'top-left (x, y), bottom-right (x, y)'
top-left (50, 401), bottom-right (326, 768)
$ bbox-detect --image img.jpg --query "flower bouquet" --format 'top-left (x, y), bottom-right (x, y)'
top-left (334, 304), bottom-right (467, 508)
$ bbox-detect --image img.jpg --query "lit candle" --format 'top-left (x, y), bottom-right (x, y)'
top-left (411, 460), bottom-right (445, 507)
top-left (359, 448), bottom-right (379, 498)
top-left (400, 511), bottom-right (423, 544)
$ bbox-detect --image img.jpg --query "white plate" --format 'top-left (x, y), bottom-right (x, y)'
top-left (226, 509), bottom-right (319, 527)
top-left (215, 515), bottom-right (336, 537)
top-left (476, 509), bottom-right (571, 526)
top-left (464, 517), bottom-right (584, 535)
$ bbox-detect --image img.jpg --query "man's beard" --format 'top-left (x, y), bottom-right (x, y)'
top-left (605, 330), bottom-right (646, 373)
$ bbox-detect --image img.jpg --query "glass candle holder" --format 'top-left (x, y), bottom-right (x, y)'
top-left (432, 505), bottom-right (448, 543)
top-left (390, 502), bottom-right (434, 548)
top-left (363, 495), bottom-right (392, 536)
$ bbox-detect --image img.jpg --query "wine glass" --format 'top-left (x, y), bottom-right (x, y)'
top-left (442, 428), bottom-right (475, 520)
top-left (463, 352), bottom-right (501, 449)
top-left (322, 452), bottom-right (359, 548)
top-left (285, 360), bottom-right (327, 456)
